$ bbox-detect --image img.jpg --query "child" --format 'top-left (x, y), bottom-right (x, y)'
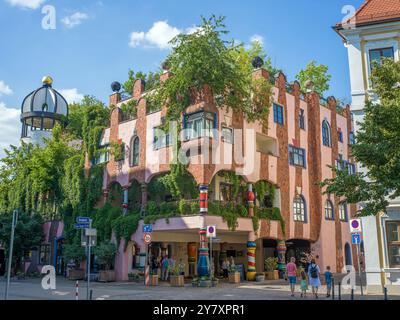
top-left (300, 269), bottom-right (308, 298)
top-left (324, 266), bottom-right (333, 298)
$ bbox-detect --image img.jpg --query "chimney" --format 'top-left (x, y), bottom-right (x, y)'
top-left (109, 92), bottom-right (121, 106)
top-left (133, 79), bottom-right (145, 99)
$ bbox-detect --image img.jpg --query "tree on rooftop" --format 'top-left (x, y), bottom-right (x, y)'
top-left (296, 60), bottom-right (332, 96)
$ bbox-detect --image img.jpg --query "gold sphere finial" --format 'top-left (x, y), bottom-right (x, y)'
top-left (42, 76), bottom-right (53, 86)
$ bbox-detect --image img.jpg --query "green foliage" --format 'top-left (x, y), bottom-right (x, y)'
top-left (0, 213), bottom-right (44, 269)
top-left (253, 206), bottom-right (285, 235)
top-left (152, 15), bottom-right (273, 127)
top-left (296, 60), bottom-right (332, 95)
top-left (111, 213), bottom-right (141, 247)
top-left (254, 180), bottom-right (275, 204)
top-left (264, 257), bottom-right (278, 272)
top-left (208, 201), bottom-right (248, 231)
top-left (120, 100), bottom-right (138, 120)
top-left (92, 203), bottom-right (122, 242)
top-left (110, 141), bottom-right (125, 162)
top-left (93, 241), bottom-right (117, 270)
top-left (123, 69), bottom-right (161, 94)
top-left (321, 59), bottom-right (400, 216)
top-left (64, 243), bottom-right (86, 267)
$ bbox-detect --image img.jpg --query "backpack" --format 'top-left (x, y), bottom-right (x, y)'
top-left (310, 265), bottom-right (318, 279)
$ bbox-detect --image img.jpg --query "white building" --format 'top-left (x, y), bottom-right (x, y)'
top-left (334, 0), bottom-right (400, 294)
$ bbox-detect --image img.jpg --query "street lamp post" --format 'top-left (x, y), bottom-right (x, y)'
top-left (5, 210), bottom-right (18, 300)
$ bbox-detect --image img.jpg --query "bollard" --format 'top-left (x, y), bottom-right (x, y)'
top-left (332, 278), bottom-right (335, 300)
top-left (90, 289), bottom-right (93, 300)
top-left (351, 288), bottom-right (354, 300)
top-left (384, 287), bottom-right (388, 301)
top-left (75, 280), bottom-right (79, 301)
top-left (338, 281), bottom-right (341, 300)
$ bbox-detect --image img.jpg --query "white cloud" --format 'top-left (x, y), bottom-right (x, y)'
top-left (59, 88), bottom-right (84, 104)
top-left (250, 34), bottom-right (264, 46)
top-left (5, 0), bottom-right (45, 9)
top-left (0, 81), bottom-right (13, 96)
top-left (0, 102), bottom-right (20, 159)
top-left (129, 21), bottom-right (182, 50)
top-left (61, 12), bottom-right (89, 29)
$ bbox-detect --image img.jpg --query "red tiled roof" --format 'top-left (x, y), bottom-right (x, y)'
top-left (337, 0), bottom-right (400, 28)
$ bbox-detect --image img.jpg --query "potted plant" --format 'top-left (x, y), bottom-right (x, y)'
top-left (199, 276), bottom-right (212, 287)
top-left (64, 243), bottom-right (86, 280)
top-left (191, 277), bottom-right (199, 287)
top-left (255, 273), bottom-right (265, 282)
top-left (228, 265), bottom-right (240, 283)
top-left (169, 265), bottom-right (184, 287)
top-left (128, 272), bottom-right (137, 282)
top-left (150, 270), bottom-right (159, 286)
top-left (264, 257), bottom-right (279, 280)
top-left (94, 242), bottom-right (117, 282)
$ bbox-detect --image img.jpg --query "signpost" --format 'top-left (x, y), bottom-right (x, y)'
top-left (5, 210), bottom-right (18, 300)
top-left (75, 217), bottom-right (96, 300)
top-left (350, 219), bottom-right (363, 296)
top-left (143, 224), bottom-right (153, 233)
top-left (206, 226), bottom-right (217, 278)
top-left (143, 232), bottom-right (152, 286)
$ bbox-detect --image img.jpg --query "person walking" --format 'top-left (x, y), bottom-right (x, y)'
top-left (161, 256), bottom-right (169, 281)
top-left (308, 259), bottom-right (321, 299)
top-left (324, 266), bottom-right (333, 298)
top-left (286, 257), bottom-right (298, 297)
top-left (300, 269), bottom-right (308, 298)
top-left (178, 258), bottom-right (185, 276)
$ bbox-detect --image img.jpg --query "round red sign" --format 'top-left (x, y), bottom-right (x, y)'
top-left (144, 233), bottom-right (152, 244)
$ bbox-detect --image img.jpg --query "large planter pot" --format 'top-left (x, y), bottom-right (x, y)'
top-left (255, 274), bottom-right (265, 282)
top-left (212, 279), bottom-right (219, 287)
top-left (98, 270), bottom-right (115, 283)
top-left (229, 272), bottom-right (241, 284)
top-left (199, 280), bottom-right (212, 287)
top-left (265, 270), bottom-right (280, 280)
top-left (170, 275), bottom-right (185, 287)
top-left (150, 275), bottom-right (159, 286)
top-left (68, 269), bottom-right (85, 280)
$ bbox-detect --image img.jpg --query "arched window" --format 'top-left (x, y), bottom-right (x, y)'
top-left (130, 136), bottom-right (140, 166)
top-left (325, 200), bottom-right (334, 220)
top-left (293, 195), bottom-right (306, 222)
top-left (339, 202), bottom-right (348, 221)
top-left (322, 120), bottom-right (331, 147)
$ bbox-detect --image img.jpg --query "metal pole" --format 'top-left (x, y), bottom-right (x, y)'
top-left (86, 220), bottom-right (92, 300)
top-left (209, 237), bottom-right (213, 278)
top-left (384, 287), bottom-right (388, 301)
top-left (5, 210), bottom-right (17, 300)
top-left (332, 278), bottom-right (335, 300)
top-left (351, 288), bottom-right (354, 300)
top-left (356, 242), bottom-right (363, 296)
top-left (75, 280), bottom-right (79, 300)
top-left (338, 281), bottom-right (341, 300)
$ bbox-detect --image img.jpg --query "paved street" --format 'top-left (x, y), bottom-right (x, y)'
top-left (0, 277), bottom-right (397, 300)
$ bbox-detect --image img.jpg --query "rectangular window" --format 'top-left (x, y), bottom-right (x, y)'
top-left (92, 145), bottom-right (110, 165)
top-left (184, 111), bottom-right (216, 140)
top-left (299, 109), bottom-right (305, 130)
top-left (338, 130), bottom-right (343, 143)
top-left (386, 221), bottom-right (400, 268)
top-left (153, 127), bottom-right (171, 150)
top-left (222, 126), bottom-right (234, 144)
top-left (273, 103), bottom-right (284, 125)
top-left (369, 47), bottom-right (394, 70)
top-left (39, 244), bottom-right (50, 265)
top-left (289, 145), bottom-right (306, 168)
top-left (349, 132), bottom-right (355, 145)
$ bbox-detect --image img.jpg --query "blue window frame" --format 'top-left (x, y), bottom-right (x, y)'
top-left (338, 130), bottom-right (343, 143)
top-left (289, 145), bottom-right (306, 168)
top-left (273, 103), bottom-right (284, 125)
top-left (349, 132), bottom-right (355, 145)
top-left (322, 120), bottom-right (331, 147)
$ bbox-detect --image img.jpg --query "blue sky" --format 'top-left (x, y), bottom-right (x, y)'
top-left (0, 0), bottom-right (365, 155)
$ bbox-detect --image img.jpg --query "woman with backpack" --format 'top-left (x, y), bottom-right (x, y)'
top-left (307, 259), bottom-right (321, 299)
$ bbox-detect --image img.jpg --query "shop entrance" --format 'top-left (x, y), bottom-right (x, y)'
top-left (285, 239), bottom-right (311, 269)
top-left (0, 249), bottom-right (5, 276)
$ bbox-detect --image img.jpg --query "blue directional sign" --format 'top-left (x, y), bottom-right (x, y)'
top-left (352, 233), bottom-right (361, 245)
top-left (143, 224), bottom-right (153, 233)
top-left (75, 223), bottom-right (90, 229)
top-left (76, 217), bottom-right (91, 223)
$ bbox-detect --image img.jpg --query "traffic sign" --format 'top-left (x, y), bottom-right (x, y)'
top-left (74, 223), bottom-right (90, 229)
top-left (206, 225), bottom-right (216, 238)
top-left (143, 224), bottom-right (153, 233)
top-left (352, 233), bottom-right (361, 245)
top-left (76, 217), bottom-right (91, 224)
top-left (350, 219), bottom-right (362, 233)
top-left (144, 233), bottom-right (152, 244)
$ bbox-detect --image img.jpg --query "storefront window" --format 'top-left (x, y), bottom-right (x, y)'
top-left (386, 221), bottom-right (400, 268)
